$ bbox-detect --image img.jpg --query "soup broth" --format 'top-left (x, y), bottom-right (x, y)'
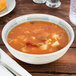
top-left (7, 21), bottom-right (69, 54)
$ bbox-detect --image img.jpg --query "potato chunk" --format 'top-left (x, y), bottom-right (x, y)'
top-left (51, 41), bottom-right (59, 47)
top-left (40, 44), bottom-right (48, 50)
top-left (32, 36), bottom-right (36, 40)
top-left (52, 33), bottom-right (59, 40)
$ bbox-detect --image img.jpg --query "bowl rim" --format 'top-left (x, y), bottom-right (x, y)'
top-left (2, 14), bottom-right (75, 57)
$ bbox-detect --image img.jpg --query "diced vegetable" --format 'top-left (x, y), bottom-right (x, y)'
top-left (46, 40), bottom-right (51, 44)
top-left (48, 38), bottom-right (52, 41)
top-left (26, 41), bottom-right (33, 46)
top-left (57, 45), bottom-right (62, 50)
top-left (45, 38), bottom-right (52, 44)
top-left (48, 42), bottom-right (51, 44)
top-left (21, 47), bottom-right (27, 52)
top-left (40, 44), bottom-right (48, 50)
top-left (51, 41), bottom-right (59, 47)
top-left (32, 36), bottom-right (36, 40)
top-left (37, 35), bottom-right (43, 39)
top-left (41, 38), bottom-right (47, 42)
top-left (32, 44), bottom-right (38, 47)
top-left (52, 33), bottom-right (59, 40)
top-left (26, 41), bottom-right (38, 47)
top-left (38, 43), bottom-right (44, 46)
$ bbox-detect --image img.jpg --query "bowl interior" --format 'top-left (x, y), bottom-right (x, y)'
top-left (4, 14), bottom-right (72, 42)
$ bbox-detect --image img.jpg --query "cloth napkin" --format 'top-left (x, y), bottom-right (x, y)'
top-left (0, 48), bottom-right (32, 76)
top-left (0, 64), bottom-right (14, 76)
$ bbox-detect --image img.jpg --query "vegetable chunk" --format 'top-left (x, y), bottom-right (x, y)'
top-left (52, 33), bottom-right (59, 40)
top-left (52, 41), bottom-right (60, 47)
top-left (40, 44), bottom-right (48, 50)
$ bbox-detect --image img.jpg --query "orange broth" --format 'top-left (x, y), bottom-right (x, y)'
top-left (7, 21), bottom-right (69, 54)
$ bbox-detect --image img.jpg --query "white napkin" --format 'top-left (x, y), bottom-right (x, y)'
top-left (0, 48), bottom-right (32, 76)
top-left (0, 64), bottom-right (14, 76)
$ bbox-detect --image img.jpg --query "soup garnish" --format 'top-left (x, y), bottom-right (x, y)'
top-left (7, 21), bottom-right (69, 54)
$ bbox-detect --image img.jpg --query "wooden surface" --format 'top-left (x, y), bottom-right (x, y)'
top-left (0, 0), bottom-right (76, 76)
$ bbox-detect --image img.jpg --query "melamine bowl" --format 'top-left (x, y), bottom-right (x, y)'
top-left (2, 14), bottom-right (74, 64)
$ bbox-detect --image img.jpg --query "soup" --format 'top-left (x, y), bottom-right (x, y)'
top-left (7, 21), bottom-right (69, 54)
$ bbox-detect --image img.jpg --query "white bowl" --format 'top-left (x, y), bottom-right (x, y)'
top-left (2, 14), bottom-right (74, 65)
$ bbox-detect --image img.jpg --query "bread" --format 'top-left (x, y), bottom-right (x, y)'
top-left (0, 0), bottom-right (6, 11)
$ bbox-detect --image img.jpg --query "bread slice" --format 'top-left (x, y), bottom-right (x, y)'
top-left (0, 0), bottom-right (6, 11)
